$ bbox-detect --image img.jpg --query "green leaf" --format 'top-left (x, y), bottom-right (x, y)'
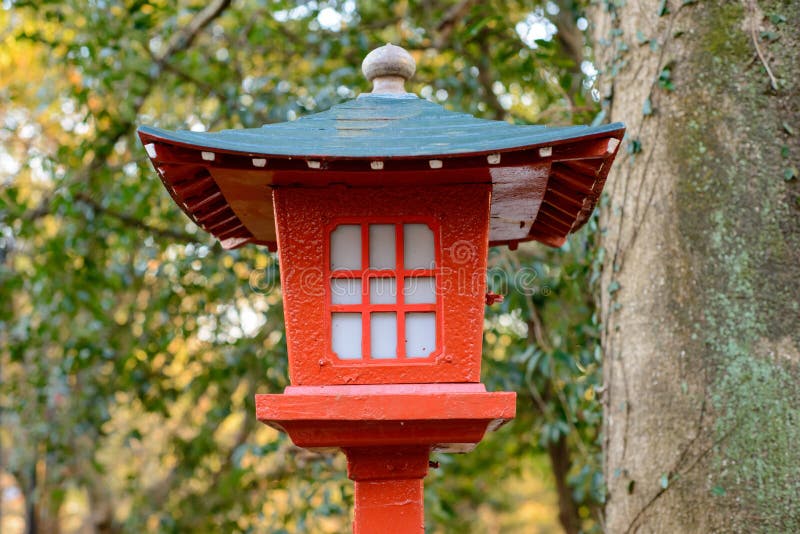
top-left (658, 66), bottom-right (675, 91)
top-left (642, 97), bottom-right (653, 116)
top-left (769, 13), bottom-right (787, 24)
top-left (760, 30), bottom-right (779, 42)
top-left (608, 280), bottom-right (621, 294)
top-left (660, 473), bottom-right (669, 489)
top-left (465, 16), bottom-right (492, 39)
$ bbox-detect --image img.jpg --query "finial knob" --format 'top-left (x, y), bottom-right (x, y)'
top-left (362, 43), bottom-right (416, 94)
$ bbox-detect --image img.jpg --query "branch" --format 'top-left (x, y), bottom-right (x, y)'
top-left (146, 45), bottom-right (219, 97)
top-left (158, 0), bottom-right (232, 67)
top-left (433, 0), bottom-right (478, 48)
top-left (744, 0), bottom-right (778, 91)
top-left (74, 193), bottom-right (197, 242)
top-left (553, 1), bottom-right (586, 105)
top-left (624, 423), bottom-right (738, 534)
top-left (548, 435), bottom-right (581, 534)
top-left (526, 381), bottom-right (550, 415)
top-left (476, 36), bottom-right (506, 121)
top-left (504, 249), bottom-right (552, 351)
top-left (553, 3), bottom-right (584, 70)
top-left (22, 0), bottom-right (233, 229)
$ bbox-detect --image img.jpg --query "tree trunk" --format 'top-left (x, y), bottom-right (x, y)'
top-left (591, 1), bottom-right (799, 532)
top-left (23, 462), bottom-right (61, 534)
top-left (547, 435), bottom-right (580, 534)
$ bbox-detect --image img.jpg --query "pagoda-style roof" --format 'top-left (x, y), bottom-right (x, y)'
top-left (140, 94), bottom-right (622, 159)
top-left (139, 80), bottom-right (624, 251)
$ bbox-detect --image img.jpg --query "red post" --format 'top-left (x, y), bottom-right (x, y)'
top-left (256, 385), bottom-right (516, 531)
top-left (345, 446), bottom-right (430, 533)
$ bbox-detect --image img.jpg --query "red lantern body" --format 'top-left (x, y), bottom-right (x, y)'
top-left (275, 184), bottom-right (491, 386)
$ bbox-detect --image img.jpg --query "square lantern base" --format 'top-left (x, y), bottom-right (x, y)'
top-left (255, 383), bottom-right (516, 533)
top-left (256, 383), bottom-right (516, 451)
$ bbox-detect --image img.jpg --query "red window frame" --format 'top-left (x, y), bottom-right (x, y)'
top-left (325, 217), bottom-right (442, 362)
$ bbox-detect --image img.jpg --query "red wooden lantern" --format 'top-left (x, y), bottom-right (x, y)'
top-left (138, 44), bottom-right (625, 532)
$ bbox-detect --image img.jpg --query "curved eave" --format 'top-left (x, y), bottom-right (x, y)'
top-left (138, 123), bottom-right (625, 250)
top-left (137, 120), bottom-right (625, 159)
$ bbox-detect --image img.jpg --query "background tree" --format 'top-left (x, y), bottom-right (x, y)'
top-left (1, 1), bottom-right (609, 532)
top-left (591, 0), bottom-right (799, 531)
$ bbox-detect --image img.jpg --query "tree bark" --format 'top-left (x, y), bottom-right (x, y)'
top-left (591, 1), bottom-right (800, 532)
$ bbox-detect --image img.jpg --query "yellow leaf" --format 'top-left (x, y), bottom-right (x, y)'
top-left (255, 253), bottom-right (269, 269)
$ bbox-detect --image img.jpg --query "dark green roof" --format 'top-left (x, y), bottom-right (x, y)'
top-left (138, 94), bottom-right (623, 159)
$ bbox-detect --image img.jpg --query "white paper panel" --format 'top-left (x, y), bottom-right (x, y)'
top-left (403, 224), bottom-right (435, 269)
top-left (330, 225), bottom-right (361, 270)
top-left (403, 277), bottom-right (436, 304)
top-left (369, 224), bottom-right (396, 269)
top-left (405, 312), bottom-right (436, 358)
top-left (331, 278), bottom-right (361, 305)
top-left (370, 312), bottom-right (397, 359)
top-left (332, 313), bottom-right (362, 359)
top-left (369, 277), bottom-right (396, 304)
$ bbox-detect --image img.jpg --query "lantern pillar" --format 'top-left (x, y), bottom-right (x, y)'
top-left (346, 446), bottom-right (429, 533)
top-left (256, 383), bottom-right (516, 532)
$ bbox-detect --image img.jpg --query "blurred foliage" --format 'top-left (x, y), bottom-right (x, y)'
top-left (0, 0), bottom-right (604, 532)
